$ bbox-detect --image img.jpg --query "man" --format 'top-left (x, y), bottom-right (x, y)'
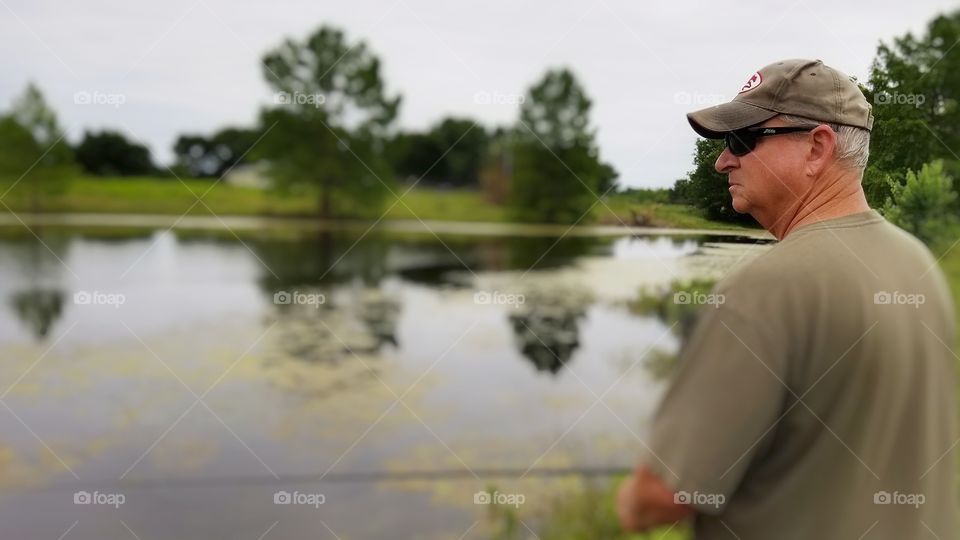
top-left (617, 59), bottom-right (958, 538)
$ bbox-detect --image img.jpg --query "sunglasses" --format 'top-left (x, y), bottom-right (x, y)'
top-left (724, 125), bottom-right (819, 156)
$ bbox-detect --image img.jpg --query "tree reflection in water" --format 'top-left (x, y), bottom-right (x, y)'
top-left (10, 288), bottom-right (63, 340)
top-left (508, 286), bottom-right (592, 375)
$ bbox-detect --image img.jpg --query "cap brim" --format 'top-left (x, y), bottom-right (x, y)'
top-left (687, 100), bottom-right (779, 139)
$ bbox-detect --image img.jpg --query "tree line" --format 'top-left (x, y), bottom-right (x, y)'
top-left (0, 24), bottom-right (617, 224)
top-left (3, 11), bottom-right (956, 231)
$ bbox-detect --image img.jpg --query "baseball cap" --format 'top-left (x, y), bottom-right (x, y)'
top-left (686, 59), bottom-right (874, 139)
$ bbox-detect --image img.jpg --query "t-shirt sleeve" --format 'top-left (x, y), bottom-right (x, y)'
top-left (641, 303), bottom-right (788, 515)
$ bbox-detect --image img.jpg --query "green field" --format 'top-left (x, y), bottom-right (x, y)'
top-left (0, 175), bottom-right (748, 231)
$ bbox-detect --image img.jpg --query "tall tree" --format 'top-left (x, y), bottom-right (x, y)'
top-left (868, 10), bottom-right (960, 181)
top-left (76, 130), bottom-right (155, 176)
top-left (510, 68), bottom-right (617, 223)
top-left (0, 83), bottom-right (75, 212)
top-left (257, 25), bottom-right (401, 219)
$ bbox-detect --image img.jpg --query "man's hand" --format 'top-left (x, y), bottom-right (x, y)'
top-left (616, 465), bottom-right (694, 533)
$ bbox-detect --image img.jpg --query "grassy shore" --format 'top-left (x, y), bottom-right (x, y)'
top-left (0, 176), bottom-right (749, 231)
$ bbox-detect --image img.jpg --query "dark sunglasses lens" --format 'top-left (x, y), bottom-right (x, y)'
top-left (726, 131), bottom-right (754, 156)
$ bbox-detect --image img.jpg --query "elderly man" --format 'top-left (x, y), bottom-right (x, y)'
top-left (617, 59), bottom-right (958, 538)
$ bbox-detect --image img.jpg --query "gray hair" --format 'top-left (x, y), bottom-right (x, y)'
top-left (778, 114), bottom-right (870, 174)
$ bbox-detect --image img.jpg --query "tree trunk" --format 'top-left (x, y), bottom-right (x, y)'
top-left (319, 177), bottom-right (332, 220)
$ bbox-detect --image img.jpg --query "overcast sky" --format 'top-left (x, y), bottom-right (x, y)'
top-left (1, 0), bottom-right (956, 188)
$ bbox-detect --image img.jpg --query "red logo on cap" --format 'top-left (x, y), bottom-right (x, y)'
top-left (739, 71), bottom-right (763, 94)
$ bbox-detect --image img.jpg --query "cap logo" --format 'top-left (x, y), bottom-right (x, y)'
top-left (739, 71), bottom-right (763, 94)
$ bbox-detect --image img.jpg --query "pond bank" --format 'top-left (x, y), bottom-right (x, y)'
top-left (0, 211), bottom-right (772, 239)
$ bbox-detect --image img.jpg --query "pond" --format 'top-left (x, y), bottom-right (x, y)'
top-left (0, 223), bottom-right (770, 539)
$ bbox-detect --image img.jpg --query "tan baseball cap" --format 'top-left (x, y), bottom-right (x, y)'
top-left (687, 59), bottom-right (874, 138)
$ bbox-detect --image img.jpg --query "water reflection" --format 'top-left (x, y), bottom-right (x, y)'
top-left (10, 288), bottom-right (64, 340)
top-left (354, 288), bottom-right (401, 349)
top-left (267, 286), bottom-right (402, 366)
top-left (0, 224), bottom-right (762, 539)
top-left (508, 287), bottom-right (592, 374)
top-left (3, 229), bottom-right (72, 341)
top-left (231, 229), bottom-right (613, 289)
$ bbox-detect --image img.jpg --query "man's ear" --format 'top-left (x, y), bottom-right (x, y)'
top-left (805, 124), bottom-right (837, 176)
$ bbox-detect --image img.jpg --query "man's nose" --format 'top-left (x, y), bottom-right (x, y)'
top-left (715, 146), bottom-right (738, 174)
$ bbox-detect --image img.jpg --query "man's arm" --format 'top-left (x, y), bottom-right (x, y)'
top-left (617, 465), bottom-right (694, 532)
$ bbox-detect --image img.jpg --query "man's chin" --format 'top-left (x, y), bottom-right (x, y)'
top-left (730, 195), bottom-right (750, 214)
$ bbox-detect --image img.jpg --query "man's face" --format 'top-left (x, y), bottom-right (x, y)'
top-left (714, 117), bottom-right (811, 223)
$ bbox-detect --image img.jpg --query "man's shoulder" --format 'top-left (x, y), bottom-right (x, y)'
top-left (713, 214), bottom-right (948, 311)
top-left (713, 236), bottom-right (816, 295)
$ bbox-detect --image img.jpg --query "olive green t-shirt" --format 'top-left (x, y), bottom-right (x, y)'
top-left (644, 210), bottom-right (958, 539)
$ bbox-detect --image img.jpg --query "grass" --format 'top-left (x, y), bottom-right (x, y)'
top-left (1, 176), bottom-right (315, 216)
top-left (381, 187), bottom-right (508, 222)
top-left (0, 175), bottom-right (753, 231)
top-left (598, 196), bottom-right (754, 231)
top-left (488, 478), bottom-right (691, 540)
top-left (938, 245), bottom-right (960, 341)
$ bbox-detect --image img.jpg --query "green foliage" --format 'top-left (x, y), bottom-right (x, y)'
top-left (511, 142), bottom-right (607, 223)
top-left (9, 82), bottom-right (61, 146)
top-left (882, 160), bottom-right (958, 248)
top-left (386, 117), bottom-right (489, 187)
top-left (520, 68), bottom-right (594, 149)
top-left (261, 25), bottom-right (400, 136)
top-left (674, 139), bottom-right (756, 225)
top-left (510, 68), bottom-right (618, 224)
top-left (257, 24), bottom-right (400, 219)
top-left (76, 130), bottom-right (155, 176)
top-left (868, 10), bottom-right (960, 175)
top-left (257, 107), bottom-right (392, 219)
top-left (0, 116), bottom-right (40, 176)
top-left (861, 164), bottom-right (900, 209)
top-left (0, 83), bottom-right (75, 210)
top-left (487, 479), bottom-right (691, 540)
top-left (173, 127), bottom-right (261, 178)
